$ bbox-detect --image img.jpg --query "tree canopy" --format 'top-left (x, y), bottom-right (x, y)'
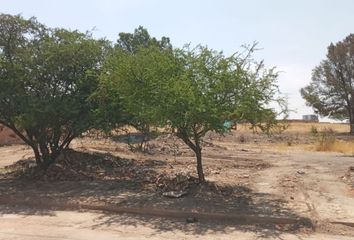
top-left (96, 27), bottom-right (175, 150)
top-left (0, 14), bottom-right (109, 168)
top-left (162, 45), bottom-right (282, 181)
top-left (116, 26), bottom-right (172, 54)
top-left (301, 34), bottom-right (354, 133)
top-left (99, 35), bottom-right (283, 181)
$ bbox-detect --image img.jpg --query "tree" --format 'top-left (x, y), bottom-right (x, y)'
top-left (100, 40), bottom-right (282, 182)
top-left (161, 45), bottom-right (282, 182)
top-left (301, 34), bottom-right (354, 133)
top-left (97, 44), bottom-right (178, 150)
top-left (116, 26), bottom-right (172, 54)
top-left (0, 14), bottom-right (109, 169)
top-left (99, 27), bottom-right (173, 151)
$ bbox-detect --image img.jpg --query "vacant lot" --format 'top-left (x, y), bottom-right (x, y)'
top-left (0, 122), bottom-right (353, 239)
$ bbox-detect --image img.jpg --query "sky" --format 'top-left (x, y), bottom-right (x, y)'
top-left (1, 0), bottom-right (353, 121)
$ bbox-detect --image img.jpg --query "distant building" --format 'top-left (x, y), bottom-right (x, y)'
top-left (302, 114), bottom-right (319, 122)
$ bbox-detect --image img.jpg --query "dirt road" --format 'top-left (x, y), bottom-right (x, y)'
top-left (0, 206), bottom-right (353, 240)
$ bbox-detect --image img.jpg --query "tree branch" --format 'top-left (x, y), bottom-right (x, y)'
top-left (0, 119), bottom-right (33, 147)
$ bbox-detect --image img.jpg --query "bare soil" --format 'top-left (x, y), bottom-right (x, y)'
top-left (0, 129), bottom-right (354, 239)
top-left (0, 125), bottom-right (22, 146)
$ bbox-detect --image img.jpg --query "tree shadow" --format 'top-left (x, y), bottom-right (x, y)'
top-left (110, 132), bottom-right (163, 154)
top-left (0, 150), bottom-right (313, 238)
top-left (0, 149), bottom-right (166, 182)
top-left (91, 213), bottom-right (310, 239)
top-left (0, 150), bottom-right (165, 208)
top-left (111, 132), bottom-right (151, 144)
top-left (87, 182), bottom-right (313, 239)
top-left (0, 204), bottom-right (55, 217)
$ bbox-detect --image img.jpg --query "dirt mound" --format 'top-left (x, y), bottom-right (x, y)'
top-left (1, 149), bottom-right (158, 182)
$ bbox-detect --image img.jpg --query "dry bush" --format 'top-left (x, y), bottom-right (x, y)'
top-left (315, 127), bottom-right (336, 151)
top-left (310, 125), bottom-right (318, 136)
top-left (311, 127), bottom-right (354, 153)
top-left (323, 140), bottom-right (354, 154)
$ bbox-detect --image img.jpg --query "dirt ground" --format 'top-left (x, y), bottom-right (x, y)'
top-left (0, 124), bottom-right (354, 239)
top-left (1, 206), bottom-right (353, 240)
top-left (0, 125), bottom-right (22, 146)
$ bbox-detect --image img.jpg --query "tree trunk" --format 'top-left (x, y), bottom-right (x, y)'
top-left (32, 146), bottom-right (44, 169)
top-left (348, 97), bottom-right (354, 134)
top-left (35, 154), bottom-right (54, 170)
top-left (350, 112), bottom-right (354, 134)
top-left (42, 154), bottom-right (56, 170)
top-left (177, 130), bottom-right (206, 183)
top-left (195, 144), bottom-right (205, 182)
top-left (32, 146), bottom-right (59, 170)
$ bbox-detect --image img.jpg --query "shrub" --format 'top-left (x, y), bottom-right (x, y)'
top-left (315, 127), bottom-right (336, 151)
top-left (310, 125), bottom-right (319, 136)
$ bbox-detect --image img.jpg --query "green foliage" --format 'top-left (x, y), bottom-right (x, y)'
top-left (0, 15), bottom-right (284, 180)
top-left (99, 37), bottom-right (284, 181)
top-left (301, 34), bottom-right (354, 133)
top-left (0, 14), bottom-right (109, 169)
top-left (97, 27), bottom-right (175, 151)
top-left (164, 45), bottom-right (283, 181)
top-left (116, 26), bottom-right (172, 54)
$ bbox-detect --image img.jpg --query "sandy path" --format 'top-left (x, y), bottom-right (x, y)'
top-left (0, 145), bottom-right (32, 168)
top-left (254, 150), bottom-right (354, 227)
top-left (0, 206), bottom-right (353, 240)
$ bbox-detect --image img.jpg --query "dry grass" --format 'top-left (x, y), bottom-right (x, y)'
top-left (273, 139), bottom-right (354, 154)
top-left (236, 121), bottom-right (349, 134)
top-left (284, 122), bottom-right (349, 134)
top-left (309, 138), bottom-right (354, 154)
top-left (301, 124), bottom-right (354, 154)
top-left (257, 122), bottom-right (354, 154)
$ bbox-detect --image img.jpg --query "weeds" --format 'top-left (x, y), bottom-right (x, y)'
top-left (315, 127), bottom-right (336, 151)
top-left (312, 127), bottom-right (354, 153)
top-left (310, 125), bottom-right (318, 136)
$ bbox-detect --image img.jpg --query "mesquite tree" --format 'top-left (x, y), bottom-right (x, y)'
top-left (99, 36), bottom-right (282, 182)
top-left (0, 14), bottom-right (109, 169)
top-left (163, 45), bottom-right (282, 182)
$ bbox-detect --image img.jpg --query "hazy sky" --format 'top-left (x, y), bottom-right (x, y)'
top-left (1, 0), bottom-right (353, 120)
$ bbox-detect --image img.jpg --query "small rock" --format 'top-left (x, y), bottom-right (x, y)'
top-left (290, 196), bottom-right (294, 200)
top-left (297, 170), bottom-right (305, 175)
